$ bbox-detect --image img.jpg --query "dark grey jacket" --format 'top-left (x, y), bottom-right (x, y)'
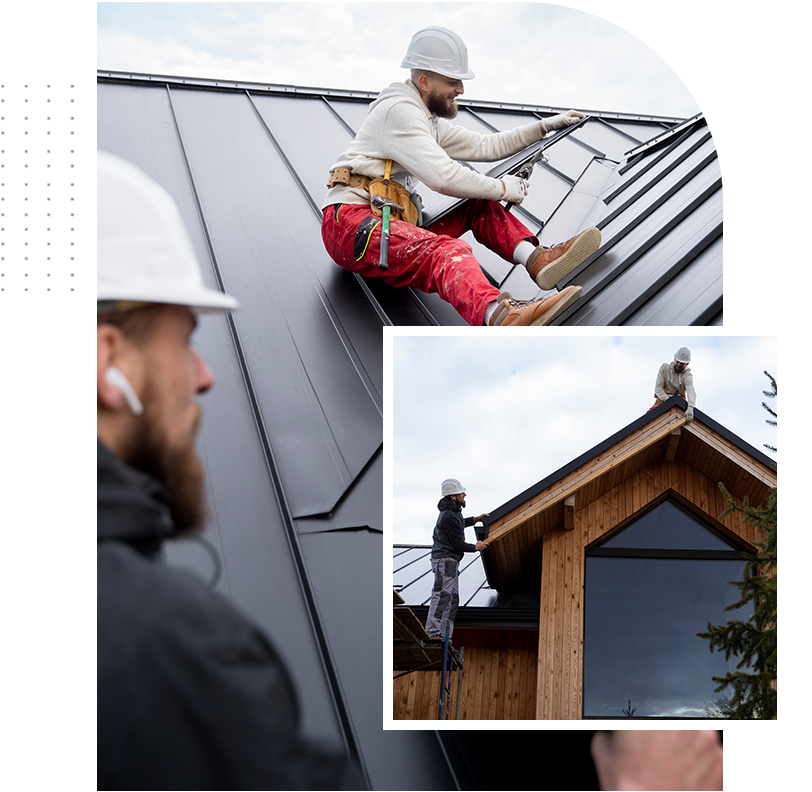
top-left (97, 440), bottom-right (360, 791)
top-left (431, 496), bottom-right (477, 562)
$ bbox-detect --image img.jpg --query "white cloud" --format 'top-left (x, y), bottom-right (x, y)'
top-left (97, 2), bottom-right (699, 117)
top-left (392, 335), bottom-right (777, 544)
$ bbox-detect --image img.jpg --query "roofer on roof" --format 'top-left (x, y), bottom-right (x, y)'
top-left (96, 151), bottom-right (360, 790)
top-left (426, 479), bottom-right (489, 640)
top-left (648, 346), bottom-right (697, 422)
top-left (321, 26), bottom-right (600, 326)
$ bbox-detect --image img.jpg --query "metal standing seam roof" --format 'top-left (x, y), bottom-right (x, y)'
top-left (97, 70), bottom-right (719, 327)
top-left (98, 70), bottom-right (720, 787)
top-left (97, 71), bottom-right (461, 791)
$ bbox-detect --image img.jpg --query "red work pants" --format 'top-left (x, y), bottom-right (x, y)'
top-left (321, 199), bottom-right (538, 326)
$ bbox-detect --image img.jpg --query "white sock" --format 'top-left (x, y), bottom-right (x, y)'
top-left (512, 240), bottom-right (536, 266)
top-left (483, 301), bottom-right (498, 325)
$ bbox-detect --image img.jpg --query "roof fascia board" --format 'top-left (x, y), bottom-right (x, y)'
top-left (96, 70), bottom-right (687, 124)
top-left (486, 396), bottom-right (774, 528)
top-left (408, 605), bottom-right (540, 629)
top-left (486, 410), bottom-right (689, 545)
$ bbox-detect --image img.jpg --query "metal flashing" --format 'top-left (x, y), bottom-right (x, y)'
top-left (625, 112), bottom-right (706, 157)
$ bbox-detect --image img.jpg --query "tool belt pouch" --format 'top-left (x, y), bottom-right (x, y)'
top-left (368, 179), bottom-right (423, 227)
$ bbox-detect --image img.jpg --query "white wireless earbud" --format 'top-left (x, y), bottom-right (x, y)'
top-left (105, 366), bottom-right (144, 416)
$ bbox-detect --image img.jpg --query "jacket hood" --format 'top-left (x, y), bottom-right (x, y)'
top-left (369, 79), bottom-right (429, 118)
top-left (97, 439), bottom-right (176, 556)
top-left (437, 495), bottom-right (461, 512)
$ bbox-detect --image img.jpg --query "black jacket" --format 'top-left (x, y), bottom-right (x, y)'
top-left (431, 496), bottom-right (476, 561)
top-left (97, 440), bottom-right (360, 791)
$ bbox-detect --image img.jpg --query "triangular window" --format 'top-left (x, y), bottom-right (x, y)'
top-left (596, 499), bottom-right (741, 553)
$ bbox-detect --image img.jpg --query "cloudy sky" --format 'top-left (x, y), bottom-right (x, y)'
top-left (389, 334), bottom-right (777, 545)
top-left (97, 2), bottom-right (700, 117)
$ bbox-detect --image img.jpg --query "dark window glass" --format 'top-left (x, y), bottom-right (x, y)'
top-left (583, 499), bottom-right (751, 718)
top-left (600, 499), bottom-right (738, 551)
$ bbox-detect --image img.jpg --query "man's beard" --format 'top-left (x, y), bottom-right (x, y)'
top-left (427, 90), bottom-right (458, 119)
top-left (125, 393), bottom-right (207, 535)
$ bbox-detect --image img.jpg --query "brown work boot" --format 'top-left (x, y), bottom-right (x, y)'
top-left (488, 287), bottom-right (583, 326)
top-left (526, 227), bottom-right (601, 290)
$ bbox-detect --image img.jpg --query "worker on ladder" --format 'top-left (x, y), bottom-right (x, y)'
top-left (648, 346), bottom-right (696, 421)
top-left (425, 479), bottom-right (488, 641)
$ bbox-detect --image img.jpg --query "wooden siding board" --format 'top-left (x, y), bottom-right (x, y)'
top-left (533, 448), bottom-right (771, 719)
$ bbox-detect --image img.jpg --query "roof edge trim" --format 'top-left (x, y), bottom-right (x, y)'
top-left (625, 113), bottom-right (706, 157)
top-left (96, 70), bottom-right (687, 124)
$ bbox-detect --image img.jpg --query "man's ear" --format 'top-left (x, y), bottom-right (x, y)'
top-left (97, 323), bottom-right (127, 412)
top-left (416, 72), bottom-right (430, 94)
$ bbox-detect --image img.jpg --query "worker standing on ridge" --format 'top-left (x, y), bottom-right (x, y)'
top-left (321, 26), bottom-right (601, 327)
top-left (426, 479), bottom-right (489, 640)
top-left (648, 346), bottom-right (696, 421)
top-left (97, 151), bottom-right (360, 790)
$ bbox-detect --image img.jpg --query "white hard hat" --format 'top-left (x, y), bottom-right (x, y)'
top-left (97, 150), bottom-right (239, 314)
top-left (674, 346), bottom-right (692, 364)
top-left (441, 478), bottom-right (466, 497)
top-left (401, 27), bottom-right (475, 80)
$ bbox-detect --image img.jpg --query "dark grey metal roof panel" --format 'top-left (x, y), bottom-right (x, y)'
top-left (624, 235), bottom-right (723, 325)
top-left (98, 81), bottom-right (382, 517)
top-left (324, 97), bottom-right (376, 134)
top-left (297, 528), bottom-right (396, 786)
top-left (572, 197), bottom-right (722, 326)
top-left (549, 118), bottom-right (721, 325)
top-left (295, 448), bottom-right (382, 535)
top-left (98, 74), bottom-right (397, 783)
top-left (161, 315), bottom-right (346, 745)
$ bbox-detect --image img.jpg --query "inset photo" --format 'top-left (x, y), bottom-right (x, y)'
top-left (391, 335), bottom-right (776, 723)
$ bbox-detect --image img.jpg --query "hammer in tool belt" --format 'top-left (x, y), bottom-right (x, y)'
top-left (372, 161), bottom-right (404, 271)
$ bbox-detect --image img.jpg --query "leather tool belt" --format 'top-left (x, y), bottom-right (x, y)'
top-left (327, 167), bottom-right (372, 191)
top-left (327, 167), bottom-right (423, 227)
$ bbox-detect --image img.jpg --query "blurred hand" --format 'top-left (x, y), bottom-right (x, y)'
top-left (475, 541), bottom-right (488, 552)
top-left (541, 110), bottom-right (586, 133)
top-left (591, 731), bottom-right (722, 791)
top-left (685, 406), bottom-right (694, 422)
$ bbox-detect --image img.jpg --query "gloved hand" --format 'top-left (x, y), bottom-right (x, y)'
top-left (501, 175), bottom-right (529, 205)
top-left (685, 406), bottom-right (694, 422)
top-left (541, 110), bottom-right (586, 134)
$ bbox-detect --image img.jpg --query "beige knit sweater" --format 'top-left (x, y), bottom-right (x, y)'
top-left (654, 362), bottom-right (697, 407)
top-left (322, 79), bottom-right (544, 210)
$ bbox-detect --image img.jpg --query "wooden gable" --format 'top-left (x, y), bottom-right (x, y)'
top-left (484, 403), bottom-right (776, 594)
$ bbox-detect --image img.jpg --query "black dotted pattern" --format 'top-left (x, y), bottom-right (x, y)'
top-left (0, 84), bottom-right (76, 294)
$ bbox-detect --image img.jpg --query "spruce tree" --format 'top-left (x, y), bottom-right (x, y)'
top-left (697, 372), bottom-right (777, 719)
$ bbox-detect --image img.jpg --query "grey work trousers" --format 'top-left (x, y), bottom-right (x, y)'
top-left (425, 557), bottom-right (460, 640)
